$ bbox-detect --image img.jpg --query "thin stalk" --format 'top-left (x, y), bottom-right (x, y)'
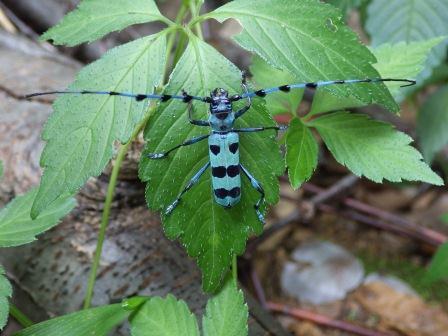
top-left (155, 15), bottom-right (175, 28)
top-left (9, 304), bottom-right (33, 328)
top-left (189, 1), bottom-right (204, 40)
top-left (83, 3), bottom-right (190, 309)
top-left (189, 14), bottom-right (207, 28)
top-left (83, 114), bottom-right (151, 309)
top-left (128, 12), bottom-right (174, 27)
top-left (171, 2), bottom-right (200, 67)
top-left (164, 4), bottom-right (189, 83)
top-left (172, 31), bottom-right (188, 66)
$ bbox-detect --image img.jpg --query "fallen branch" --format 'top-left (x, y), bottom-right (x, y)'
top-left (303, 183), bottom-right (447, 247)
top-left (247, 175), bottom-right (359, 255)
top-left (0, 5), bottom-right (16, 33)
top-left (267, 301), bottom-right (395, 336)
top-left (257, 175), bottom-right (447, 249)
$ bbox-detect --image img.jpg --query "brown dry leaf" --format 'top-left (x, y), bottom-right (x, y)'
top-left (289, 321), bottom-right (325, 336)
top-left (355, 282), bottom-right (448, 336)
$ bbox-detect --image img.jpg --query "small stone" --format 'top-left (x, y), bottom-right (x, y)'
top-left (281, 240), bottom-right (364, 304)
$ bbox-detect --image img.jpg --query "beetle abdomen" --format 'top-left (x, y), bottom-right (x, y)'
top-left (208, 132), bottom-right (241, 207)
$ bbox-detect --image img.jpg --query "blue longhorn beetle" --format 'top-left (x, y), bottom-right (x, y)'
top-left (26, 76), bottom-right (415, 223)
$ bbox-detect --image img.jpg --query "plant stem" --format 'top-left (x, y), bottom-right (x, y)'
top-left (172, 31), bottom-right (188, 66)
top-left (189, 1), bottom-right (204, 40)
top-left (164, 4), bottom-right (188, 83)
top-left (171, 2), bottom-right (200, 67)
top-left (83, 1), bottom-right (191, 308)
top-left (9, 304), bottom-right (33, 328)
top-left (83, 115), bottom-right (150, 309)
top-left (157, 16), bottom-right (176, 28)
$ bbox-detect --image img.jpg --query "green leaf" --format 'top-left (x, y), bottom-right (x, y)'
top-left (130, 295), bottom-right (199, 336)
top-left (15, 304), bottom-right (129, 336)
top-left (121, 296), bottom-right (149, 311)
top-left (286, 118), bottom-right (318, 189)
top-left (41, 0), bottom-right (168, 46)
top-left (309, 89), bottom-right (364, 116)
top-left (31, 33), bottom-right (167, 218)
top-left (206, 0), bottom-right (398, 113)
top-left (0, 188), bottom-right (75, 247)
top-left (425, 243), bottom-right (448, 284)
top-left (139, 35), bottom-right (283, 292)
top-left (250, 56), bottom-right (303, 116)
top-left (441, 213), bottom-right (448, 224)
top-left (366, 0), bottom-right (448, 84)
top-left (308, 111), bottom-right (443, 185)
top-left (372, 38), bottom-right (447, 102)
top-left (309, 38), bottom-right (445, 115)
top-left (327, 0), bottom-right (365, 15)
top-left (203, 278), bottom-right (248, 336)
top-left (417, 85), bottom-right (448, 163)
top-left (0, 266), bottom-right (12, 331)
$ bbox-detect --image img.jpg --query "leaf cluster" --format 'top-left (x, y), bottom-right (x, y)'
top-left (0, 189), bottom-right (75, 330)
top-left (15, 278), bottom-right (247, 336)
top-left (1, 1), bottom-right (447, 332)
top-left (25, 0), bottom-right (443, 293)
top-left (0, 0), bottom-right (442, 291)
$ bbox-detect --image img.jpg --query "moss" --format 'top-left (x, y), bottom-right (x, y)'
top-left (358, 251), bottom-right (448, 303)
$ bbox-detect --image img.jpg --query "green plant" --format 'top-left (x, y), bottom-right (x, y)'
top-left (360, 252), bottom-right (448, 302)
top-left (1, 0), bottom-right (446, 334)
top-left (0, 189), bottom-right (75, 330)
top-left (13, 278), bottom-right (247, 336)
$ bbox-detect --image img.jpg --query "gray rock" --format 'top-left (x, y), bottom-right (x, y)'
top-left (281, 240), bottom-right (364, 304)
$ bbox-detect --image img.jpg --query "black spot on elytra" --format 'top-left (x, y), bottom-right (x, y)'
top-left (227, 165), bottom-right (239, 177)
top-left (214, 188), bottom-right (228, 199)
top-left (210, 145), bottom-right (220, 155)
top-left (229, 187), bottom-right (241, 198)
top-left (229, 142), bottom-right (238, 154)
top-left (212, 166), bottom-right (227, 178)
top-left (279, 85), bottom-right (291, 92)
top-left (214, 187), bottom-right (241, 199)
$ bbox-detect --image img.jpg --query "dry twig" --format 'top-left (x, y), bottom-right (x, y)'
top-left (0, 6), bottom-right (16, 33)
top-left (267, 301), bottom-right (395, 336)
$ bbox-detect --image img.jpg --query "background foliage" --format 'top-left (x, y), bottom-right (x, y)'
top-left (0, 0), bottom-right (447, 334)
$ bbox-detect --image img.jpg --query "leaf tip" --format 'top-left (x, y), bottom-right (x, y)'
top-left (431, 175), bottom-right (445, 187)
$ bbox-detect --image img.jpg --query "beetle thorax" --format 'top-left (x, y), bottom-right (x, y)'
top-left (209, 88), bottom-right (235, 132)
